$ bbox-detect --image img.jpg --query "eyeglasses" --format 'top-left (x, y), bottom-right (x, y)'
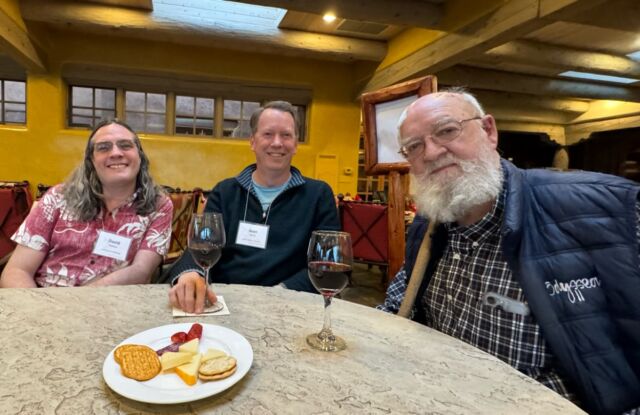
top-left (93, 139), bottom-right (136, 154)
top-left (398, 117), bottom-right (482, 160)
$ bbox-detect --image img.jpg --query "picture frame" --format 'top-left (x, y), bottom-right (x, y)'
top-left (361, 76), bottom-right (437, 175)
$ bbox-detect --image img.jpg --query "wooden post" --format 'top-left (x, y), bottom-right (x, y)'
top-left (387, 171), bottom-right (405, 284)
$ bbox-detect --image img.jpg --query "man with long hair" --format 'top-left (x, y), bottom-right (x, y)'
top-left (168, 101), bottom-right (339, 313)
top-left (0, 120), bottom-right (172, 287)
top-left (378, 89), bottom-right (640, 415)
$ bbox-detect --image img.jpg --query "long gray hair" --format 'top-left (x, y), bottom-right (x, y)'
top-left (62, 119), bottom-right (164, 221)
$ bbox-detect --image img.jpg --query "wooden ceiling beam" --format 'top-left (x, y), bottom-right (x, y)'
top-left (471, 90), bottom-right (590, 114)
top-left (437, 65), bottom-right (640, 102)
top-left (20, 0), bottom-right (386, 62)
top-left (0, 5), bottom-right (46, 73)
top-left (228, 0), bottom-right (443, 28)
top-left (360, 0), bottom-right (607, 95)
top-left (496, 120), bottom-right (566, 144)
top-left (485, 40), bottom-right (640, 79)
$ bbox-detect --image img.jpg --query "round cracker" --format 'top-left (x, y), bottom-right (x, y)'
top-left (198, 356), bottom-right (237, 376)
top-left (114, 344), bottom-right (147, 365)
top-left (199, 365), bottom-right (237, 381)
top-left (120, 345), bottom-right (161, 381)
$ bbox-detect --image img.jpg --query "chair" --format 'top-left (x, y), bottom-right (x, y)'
top-left (164, 187), bottom-right (204, 264)
top-left (339, 198), bottom-right (389, 282)
top-left (0, 181), bottom-right (33, 269)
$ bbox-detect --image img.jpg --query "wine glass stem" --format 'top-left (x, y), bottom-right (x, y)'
top-left (321, 295), bottom-right (333, 336)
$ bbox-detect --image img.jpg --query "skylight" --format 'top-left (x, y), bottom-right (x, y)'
top-left (627, 51), bottom-right (640, 62)
top-left (559, 71), bottom-right (639, 85)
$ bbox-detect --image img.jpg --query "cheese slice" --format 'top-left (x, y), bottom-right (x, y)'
top-left (175, 353), bottom-right (202, 386)
top-left (178, 338), bottom-right (200, 355)
top-left (202, 348), bottom-right (227, 362)
top-left (160, 351), bottom-right (193, 372)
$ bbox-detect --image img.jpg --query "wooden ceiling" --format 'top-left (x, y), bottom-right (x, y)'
top-left (4, 0), bottom-right (640, 143)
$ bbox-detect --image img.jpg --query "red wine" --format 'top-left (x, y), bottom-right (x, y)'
top-left (308, 261), bottom-right (351, 297)
top-left (189, 245), bottom-right (222, 269)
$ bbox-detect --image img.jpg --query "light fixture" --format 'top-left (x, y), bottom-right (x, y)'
top-left (323, 13), bottom-right (336, 23)
top-left (627, 50), bottom-right (640, 62)
top-left (559, 70), bottom-right (639, 85)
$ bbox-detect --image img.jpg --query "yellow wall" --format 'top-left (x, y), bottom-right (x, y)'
top-left (0, 30), bottom-right (361, 196)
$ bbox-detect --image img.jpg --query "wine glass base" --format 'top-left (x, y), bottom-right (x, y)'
top-left (306, 332), bottom-right (346, 352)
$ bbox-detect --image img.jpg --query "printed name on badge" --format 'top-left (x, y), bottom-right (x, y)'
top-left (236, 220), bottom-right (269, 249)
top-left (93, 230), bottom-right (133, 261)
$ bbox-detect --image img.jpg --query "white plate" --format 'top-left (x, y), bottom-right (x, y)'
top-left (103, 323), bottom-right (253, 404)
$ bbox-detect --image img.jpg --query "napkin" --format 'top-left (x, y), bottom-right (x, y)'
top-left (172, 295), bottom-right (230, 317)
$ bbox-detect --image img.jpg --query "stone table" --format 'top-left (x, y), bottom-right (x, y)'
top-left (0, 284), bottom-right (585, 414)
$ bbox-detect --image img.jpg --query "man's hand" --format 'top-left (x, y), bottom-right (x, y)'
top-left (169, 272), bottom-right (217, 314)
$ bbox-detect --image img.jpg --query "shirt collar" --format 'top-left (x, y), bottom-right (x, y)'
top-left (235, 164), bottom-right (305, 193)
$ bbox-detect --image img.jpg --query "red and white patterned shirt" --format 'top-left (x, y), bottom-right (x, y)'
top-left (11, 185), bottom-right (172, 287)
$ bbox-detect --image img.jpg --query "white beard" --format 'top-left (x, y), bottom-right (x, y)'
top-left (412, 143), bottom-right (502, 224)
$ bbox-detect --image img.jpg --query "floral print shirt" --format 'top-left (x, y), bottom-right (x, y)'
top-left (11, 185), bottom-right (172, 287)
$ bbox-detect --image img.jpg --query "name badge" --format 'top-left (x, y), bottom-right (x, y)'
top-left (92, 230), bottom-right (133, 261)
top-left (235, 220), bottom-right (269, 249)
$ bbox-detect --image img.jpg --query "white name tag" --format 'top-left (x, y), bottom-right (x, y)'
top-left (235, 220), bottom-right (269, 249)
top-left (92, 230), bottom-right (132, 261)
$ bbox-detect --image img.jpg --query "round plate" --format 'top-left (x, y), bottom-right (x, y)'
top-left (103, 323), bottom-right (253, 404)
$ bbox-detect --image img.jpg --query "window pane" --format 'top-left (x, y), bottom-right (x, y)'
top-left (5, 102), bottom-right (25, 123)
top-left (176, 95), bottom-right (194, 116)
top-left (5, 81), bottom-right (25, 102)
top-left (231, 119), bottom-right (251, 138)
top-left (242, 101), bottom-right (259, 119)
top-left (95, 88), bottom-right (115, 109)
top-left (126, 112), bottom-right (145, 132)
top-left (224, 100), bottom-right (241, 119)
top-left (147, 93), bottom-right (166, 113)
top-left (72, 107), bottom-right (93, 117)
top-left (95, 109), bottom-right (115, 121)
top-left (71, 116), bottom-right (93, 127)
top-left (196, 97), bottom-right (214, 117)
top-left (72, 86), bottom-right (93, 107)
top-left (195, 118), bottom-right (214, 136)
top-left (146, 113), bottom-right (165, 133)
top-left (126, 91), bottom-right (145, 111)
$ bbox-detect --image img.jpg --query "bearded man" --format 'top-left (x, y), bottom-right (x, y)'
top-left (377, 89), bottom-right (640, 415)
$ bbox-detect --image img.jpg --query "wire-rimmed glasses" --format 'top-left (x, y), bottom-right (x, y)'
top-left (398, 116), bottom-right (482, 160)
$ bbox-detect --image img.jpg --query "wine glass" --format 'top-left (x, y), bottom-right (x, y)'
top-left (306, 230), bottom-right (353, 352)
top-left (187, 212), bottom-right (225, 290)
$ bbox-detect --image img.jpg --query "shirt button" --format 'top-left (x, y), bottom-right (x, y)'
top-left (446, 294), bottom-right (453, 301)
top-left (472, 242), bottom-right (479, 248)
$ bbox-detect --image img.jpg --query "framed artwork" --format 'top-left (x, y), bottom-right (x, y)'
top-left (361, 76), bottom-right (437, 175)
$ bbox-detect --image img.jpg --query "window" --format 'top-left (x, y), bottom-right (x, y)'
top-left (1, 79), bottom-right (26, 124)
top-left (175, 95), bottom-right (215, 136)
top-left (223, 99), bottom-right (260, 138)
top-left (69, 86), bottom-right (115, 128)
top-left (125, 91), bottom-right (166, 134)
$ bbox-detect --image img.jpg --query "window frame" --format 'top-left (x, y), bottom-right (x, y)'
top-left (0, 78), bottom-right (27, 125)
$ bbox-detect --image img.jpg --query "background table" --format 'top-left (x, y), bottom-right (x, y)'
top-left (0, 285), bottom-right (585, 414)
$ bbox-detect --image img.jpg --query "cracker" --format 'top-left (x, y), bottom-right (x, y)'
top-left (199, 365), bottom-right (237, 381)
top-left (114, 344), bottom-right (147, 365)
top-left (119, 345), bottom-right (161, 381)
top-left (198, 356), bottom-right (237, 376)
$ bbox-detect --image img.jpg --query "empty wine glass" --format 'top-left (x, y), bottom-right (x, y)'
top-left (306, 230), bottom-right (353, 352)
top-left (187, 212), bottom-right (225, 288)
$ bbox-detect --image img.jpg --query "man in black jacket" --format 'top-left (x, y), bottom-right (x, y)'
top-left (169, 101), bottom-right (339, 314)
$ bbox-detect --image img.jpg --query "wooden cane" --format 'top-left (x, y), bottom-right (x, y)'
top-left (397, 220), bottom-right (437, 318)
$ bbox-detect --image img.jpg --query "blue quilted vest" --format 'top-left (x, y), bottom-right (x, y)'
top-left (406, 160), bottom-right (640, 414)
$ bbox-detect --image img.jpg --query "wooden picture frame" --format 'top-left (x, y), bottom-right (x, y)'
top-left (361, 76), bottom-right (437, 175)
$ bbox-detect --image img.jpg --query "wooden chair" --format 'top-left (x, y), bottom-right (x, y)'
top-left (0, 181), bottom-right (33, 270)
top-left (338, 198), bottom-right (389, 283)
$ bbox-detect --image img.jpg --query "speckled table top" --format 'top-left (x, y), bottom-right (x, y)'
top-left (0, 284), bottom-right (585, 414)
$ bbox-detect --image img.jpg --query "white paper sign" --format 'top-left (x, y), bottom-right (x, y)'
top-left (92, 230), bottom-right (132, 261)
top-left (235, 220), bottom-right (269, 249)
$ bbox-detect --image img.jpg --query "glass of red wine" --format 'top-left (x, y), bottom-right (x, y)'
top-left (187, 212), bottom-right (225, 287)
top-left (306, 230), bottom-right (353, 352)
